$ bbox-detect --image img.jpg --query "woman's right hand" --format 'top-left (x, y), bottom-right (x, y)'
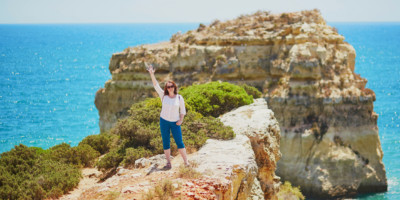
top-left (145, 62), bottom-right (155, 74)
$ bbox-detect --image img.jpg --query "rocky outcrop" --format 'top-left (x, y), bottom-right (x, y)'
top-left (95, 9), bottom-right (387, 198)
top-left (218, 98), bottom-right (281, 199)
top-left (190, 135), bottom-right (264, 199)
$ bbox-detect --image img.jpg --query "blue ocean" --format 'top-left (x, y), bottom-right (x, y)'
top-left (0, 23), bottom-right (399, 199)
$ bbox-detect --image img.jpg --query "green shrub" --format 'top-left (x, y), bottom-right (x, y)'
top-left (128, 98), bottom-right (162, 124)
top-left (79, 133), bottom-right (116, 154)
top-left (34, 159), bottom-right (81, 195)
top-left (48, 142), bottom-right (82, 166)
top-left (191, 115), bottom-right (235, 140)
top-left (46, 142), bottom-right (101, 168)
top-left (96, 148), bottom-right (124, 172)
top-left (74, 144), bottom-right (101, 167)
top-left (0, 144), bottom-right (81, 199)
top-left (112, 119), bottom-right (154, 148)
top-left (179, 81), bottom-right (254, 117)
top-left (239, 83), bottom-right (263, 98)
top-left (0, 144), bottom-right (38, 175)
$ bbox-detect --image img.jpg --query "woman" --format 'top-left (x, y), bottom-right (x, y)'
top-left (146, 62), bottom-right (189, 169)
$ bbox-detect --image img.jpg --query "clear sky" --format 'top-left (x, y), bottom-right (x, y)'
top-left (1, 0), bottom-right (399, 24)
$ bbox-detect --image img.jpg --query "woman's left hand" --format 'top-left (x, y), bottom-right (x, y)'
top-left (176, 120), bottom-right (183, 126)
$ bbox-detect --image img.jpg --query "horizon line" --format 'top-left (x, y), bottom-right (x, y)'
top-left (1, 21), bottom-right (400, 25)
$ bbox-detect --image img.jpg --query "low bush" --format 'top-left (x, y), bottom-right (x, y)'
top-left (179, 81), bottom-right (254, 117)
top-left (239, 83), bottom-right (263, 98)
top-left (96, 148), bottom-right (124, 171)
top-left (121, 147), bottom-right (153, 168)
top-left (79, 132), bottom-right (116, 154)
top-left (0, 144), bottom-right (82, 199)
top-left (34, 159), bottom-right (81, 197)
top-left (48, 142), bottom-right (82, 166)
top-left (48, 142), bottom-right (100, 168)
top-left (74, 144), bottom-right (101, 167)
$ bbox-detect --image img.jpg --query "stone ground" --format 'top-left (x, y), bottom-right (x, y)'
top-left (57, 154), bottom-right (221, 200)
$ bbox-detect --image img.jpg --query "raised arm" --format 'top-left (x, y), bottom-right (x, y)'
top-left (146, 62), bottom-right (164, 98)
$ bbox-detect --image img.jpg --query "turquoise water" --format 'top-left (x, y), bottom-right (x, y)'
top-left (0, 23), bottom-right (399, 199)
top-left (0, 23), bottom-right (198, 151)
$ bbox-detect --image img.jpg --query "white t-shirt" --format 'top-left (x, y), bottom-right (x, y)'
top-left (154, 83), bottom-right (186, 122)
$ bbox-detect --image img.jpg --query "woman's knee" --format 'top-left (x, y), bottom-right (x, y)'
top-left (176, 141), bottom-right (185, 149)
top-left (171, 125), bottom-right (185, 149)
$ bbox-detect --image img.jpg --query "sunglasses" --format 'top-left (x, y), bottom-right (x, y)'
top-left (167, 85), bottom-right (174, 89)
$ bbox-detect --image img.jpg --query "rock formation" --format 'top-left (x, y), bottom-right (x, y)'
top-left (95, 9), bottom-right (387, 198)
top-left (218, 98), bottom-right (281, 199)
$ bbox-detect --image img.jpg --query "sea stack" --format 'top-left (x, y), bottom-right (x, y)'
top-left (95, 9), bottom-right (387, 198)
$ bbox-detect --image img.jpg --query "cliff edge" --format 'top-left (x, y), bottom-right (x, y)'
top-left (94, 9), bottom-right (387, 198)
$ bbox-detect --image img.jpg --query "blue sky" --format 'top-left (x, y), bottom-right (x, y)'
top-left (1, 0), bottom-right (399, 24)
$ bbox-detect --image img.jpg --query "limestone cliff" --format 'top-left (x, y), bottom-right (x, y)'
top-left (95, 9), bottom-right (387, 198)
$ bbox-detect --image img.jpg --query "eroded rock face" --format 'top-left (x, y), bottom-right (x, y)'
top-left (191, 135), bottom-right (264, 200)
top-left (186, 98), bottom-right (280, 199)
top-left (219, 98), bottom-right (281, 199)
top-left (273, 98), bottom-right (387, 198)
top-left (95, 9), bottom-right (387, 198)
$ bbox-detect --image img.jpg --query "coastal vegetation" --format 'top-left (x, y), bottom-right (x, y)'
top-left (0, 81), bottom-right (259, 199)
top-left (179, 82), bottom-right (261, 117)
top-left (0, 143), bottom-right (97, 199)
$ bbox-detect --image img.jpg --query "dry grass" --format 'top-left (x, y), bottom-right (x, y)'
top-left (105, 190), bottom-right (120, 200)
top-left (178, 160), bottom-right (202, 179)
top-left (143, 189), bottom-right (156, 200)
top-left (143, 179), bottom-right (180, 200)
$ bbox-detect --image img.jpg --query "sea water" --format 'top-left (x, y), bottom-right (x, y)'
top-left (0, 23), bottom-right (197, 151)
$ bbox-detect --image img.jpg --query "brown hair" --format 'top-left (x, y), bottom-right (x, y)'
top-left (164, 81), bottom-right (178, 95)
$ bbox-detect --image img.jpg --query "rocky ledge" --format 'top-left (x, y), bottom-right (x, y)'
top-left (95, 9), bottom-right (387, 198)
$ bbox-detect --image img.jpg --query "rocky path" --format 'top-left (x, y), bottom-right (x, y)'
top-left (59, 156), bottom-right (184, 200)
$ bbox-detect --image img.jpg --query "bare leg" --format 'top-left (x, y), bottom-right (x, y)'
top-left (178, 148), bottom-right (189, 165)
top-left (164, 149), bottom-right (171, 164)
